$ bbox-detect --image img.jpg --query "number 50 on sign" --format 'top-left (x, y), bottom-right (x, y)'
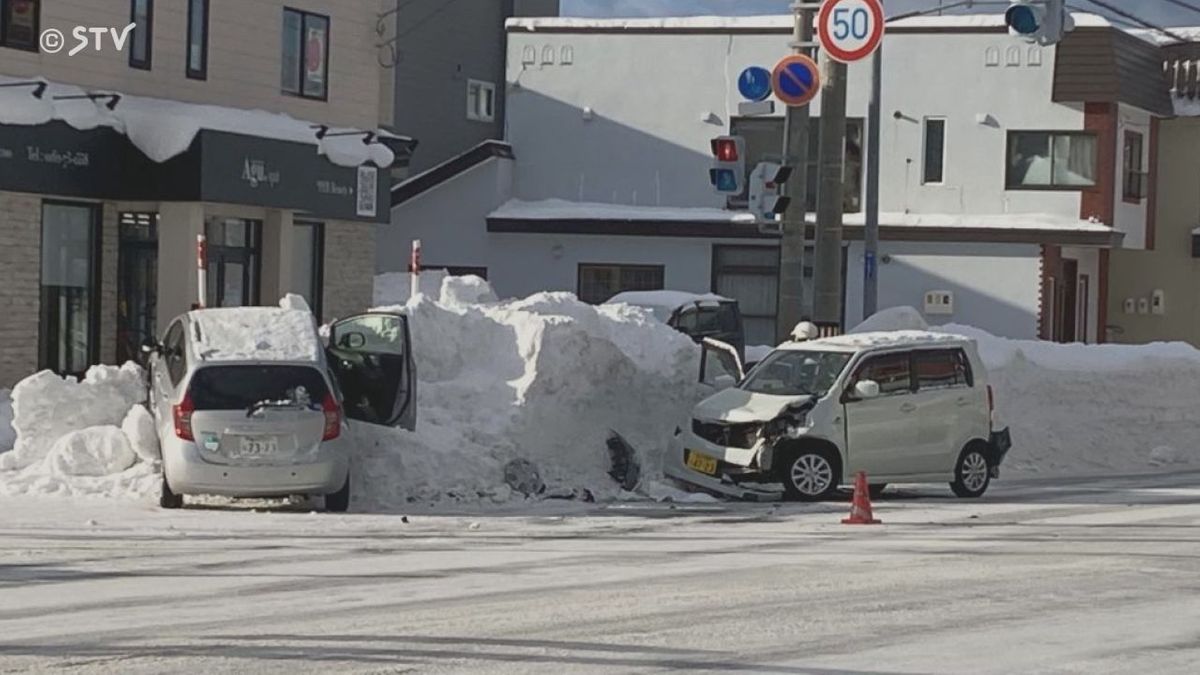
top-left (818, 0), bottom-right (886, 64)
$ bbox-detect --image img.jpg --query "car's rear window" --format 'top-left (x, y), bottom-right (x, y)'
top-left (677, 304), bottom-right (739, 333)
top-left (188, 365), bottom-right (330, 411)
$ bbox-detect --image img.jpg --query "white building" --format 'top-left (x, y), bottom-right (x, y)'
top-left (384, 14), bottom-right (1170, 345)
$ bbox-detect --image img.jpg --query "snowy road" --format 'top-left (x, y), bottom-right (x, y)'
top-left (3, 473), bottom-right (1200, 674)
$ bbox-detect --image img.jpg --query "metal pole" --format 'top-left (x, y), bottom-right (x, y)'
top-left (776, 1), bottom-right (815, 344)
top-left (812, 45), bottom-right (847, 330)
top-left (863, 44), bottom-right (882, 320)
top-left (196, 234), bottom-right (207, 309)
top-left (410, 239), bottom-right (422, 298)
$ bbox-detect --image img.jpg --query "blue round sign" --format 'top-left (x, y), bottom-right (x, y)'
top-left (737, 66), bottom-right (772, 102)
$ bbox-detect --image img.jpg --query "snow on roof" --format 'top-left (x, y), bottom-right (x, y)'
top-left (1174, 96), bottom-right (1200, 118)
top-left (787, 330), bottom-right (974, 352)
top-left (830, 212), bottom-right (1115, 233)
top-left (507, 12), bottom-right (1112, 32)
top-left (606, 290), bottom-right (732, 320)
top-left (0, 75), bottom-right (399, 168)
top-left (489, 198), bottom-right (758, 224)
top-left (188, 308), bottom-right (321, 364)
top-left (1129, 26), bottom-right (1200, 46)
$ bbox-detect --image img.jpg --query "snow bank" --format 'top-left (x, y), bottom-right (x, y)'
top-left (852, 307), bottom-right (1200, 477)
top-left (353, 279), bottom-right (705, 509)
top-left (46, 427), bottom-right (137, 477)
top-left (122, 406), bottom-right (161, 463)
top-left (440, 275), bottom-right (498, 307)
top-left (374, 270), bottom-right (449, 306)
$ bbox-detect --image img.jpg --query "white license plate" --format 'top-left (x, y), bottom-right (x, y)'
top-left (236, 436), bottom-right (279, 457)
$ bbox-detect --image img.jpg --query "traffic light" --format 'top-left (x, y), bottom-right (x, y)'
top-left (748, 161), bottom-right (792, 219)
top-left (1004, 0), bottom-right (1073, 46)
top-left (709, 136), bottom-right (746, 194)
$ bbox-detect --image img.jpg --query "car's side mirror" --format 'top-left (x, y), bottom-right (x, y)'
top-left (712, 374), bottom-right (737, 390)
top-left (853, 380), bottom-right (881, 400)
top-left (140, 337), bottom-right (160, 355)
top-left (339, 331), bottom-right (367, 349)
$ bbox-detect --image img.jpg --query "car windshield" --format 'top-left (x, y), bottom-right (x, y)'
top-left (188, 365), bottom-right (330, 411)
top-left (739, 350), bottom-right (852, 397)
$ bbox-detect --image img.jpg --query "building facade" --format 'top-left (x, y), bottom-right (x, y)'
top-left (0, 0), bottom-right (406, 387)
top-left (385, 14), bottom-right (1169, 346)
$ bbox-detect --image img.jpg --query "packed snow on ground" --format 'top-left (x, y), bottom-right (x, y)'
top-left (352, 275), bottom-right (706, 509)
top-left (0, 364), bottom-right (159, 498)
top-left (852, 307), bottom-right (1200, 477)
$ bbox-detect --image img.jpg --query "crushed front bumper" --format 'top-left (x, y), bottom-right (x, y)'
top-left (662, 433), bottom-right (783, 502)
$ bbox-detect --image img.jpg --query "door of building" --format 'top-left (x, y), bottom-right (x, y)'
top-left (206, 218), bottom-right (262, 307)
top-left (117, 213), bottom-right (159, 362)
top-left (1058, 259), bottom-right (1079, 343)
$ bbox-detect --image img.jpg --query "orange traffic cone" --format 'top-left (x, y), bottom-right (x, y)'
top-left (842, 471), bottom-right (881, 525)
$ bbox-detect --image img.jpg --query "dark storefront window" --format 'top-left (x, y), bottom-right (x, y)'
top-left (0, 0), bottom-right (39, 51)
top-left (129, 0), bottom-right (153, 70)
top-left (281, 8), bottom-right (329, 100)
top-left (206, 219), bottom-right (261, 308)
top-left (186, 0), bottom-right (208, 79)
top-left (117, 213), bottom-right (159, 363)
top-left (40, 201), bottom-right (100, 377)
top-left (729, 117), bottom-right (863, 213)
top-left (577, 264), bottom-right (664, 304)
top-left (292, 221), bottom-right (324, 320)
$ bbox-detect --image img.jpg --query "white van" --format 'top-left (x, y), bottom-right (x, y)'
top-left (664, 331), bottom-right (1011, 501)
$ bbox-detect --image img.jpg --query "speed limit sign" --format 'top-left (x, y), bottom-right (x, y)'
top-left (818, 0), bottom-right (886, 64)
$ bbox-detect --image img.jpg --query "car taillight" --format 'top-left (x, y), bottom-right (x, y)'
top-left (322, 393), bottom-right (342, 441)
top-left (173, 392), bottom-right (195, 441)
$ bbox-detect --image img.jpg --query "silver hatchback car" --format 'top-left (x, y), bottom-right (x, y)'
top-left (145, 307), bottom-right (416, 511)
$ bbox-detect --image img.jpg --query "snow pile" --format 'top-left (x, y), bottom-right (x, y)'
top-left (852, 308), bottom-right (1200, 477)
top-left (192, 306), bottom-right (320, 363)
top-left (0, 390), bottom-right (13, 454)
top-left (0, 365), bottom-right (160, 499)
top-left (352, 279), bottom-right (706, 509)
top-left (374, 270), bottom-right (449, 306)
top-left (440, 275), bottom-right (498, 307)
top-left (851, 306), bottom-right (929, 334)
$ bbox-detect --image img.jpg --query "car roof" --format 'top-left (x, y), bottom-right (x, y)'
top-left (182, 307), bottom-right (323, 365)
top-left (775, 330), bottom-right (977, 354)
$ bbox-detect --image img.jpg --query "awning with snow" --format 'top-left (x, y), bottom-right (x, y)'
top-left (0, 77), bottom-right (415, 223)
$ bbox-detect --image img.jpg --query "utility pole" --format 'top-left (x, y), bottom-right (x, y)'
top-left (863, 44), bottom-right (882, 319)
top-left (776, 1), bottom-right (816, 344)
top-left (811, 43), bottom-right (847, 331)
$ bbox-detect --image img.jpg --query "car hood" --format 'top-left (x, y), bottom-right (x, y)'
top-left (693, 388), bottom-right (814, 424)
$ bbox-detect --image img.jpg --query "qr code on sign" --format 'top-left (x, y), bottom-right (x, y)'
top-left (357, 165), bottom-right (378, 218)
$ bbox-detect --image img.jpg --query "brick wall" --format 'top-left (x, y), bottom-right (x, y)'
top-left (321, 220), bottom-right (375, 321)
top-left (0, 193), bottom-right (42, 389)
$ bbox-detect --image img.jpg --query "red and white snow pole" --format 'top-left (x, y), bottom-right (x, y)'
top-left (196, 233), bottom-right (208, 309)
top-left (410, 239), bottom-right (422, 299)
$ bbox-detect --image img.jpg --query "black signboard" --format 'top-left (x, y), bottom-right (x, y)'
top-left (0, 122), bottom-right (386, 223)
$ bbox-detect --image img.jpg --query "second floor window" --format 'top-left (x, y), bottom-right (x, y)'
top-left (922, 118), bottom-right (946, 184)
top-left (1006, 131), bottom-right (1097, 189)
top-left (186, 0), bottom-right (208, 79)
top-left (1123, 130), bottom-right (1146, 202)
top-left (0, 0), bottom-right (39, 51)
top-left (129, 0), bottom-right (152, 69)
top-left (282, 8), bottom-right (330, 100)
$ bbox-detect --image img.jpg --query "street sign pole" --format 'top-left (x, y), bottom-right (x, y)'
top-left (812, 31), bottom-right (848, 332)
top-left (776, 1), bottom-right (817, 344)
top-left (864, 43), bottom-right (882, 319)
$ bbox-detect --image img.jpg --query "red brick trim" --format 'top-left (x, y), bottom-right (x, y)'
top-left (1146, 117), bottom-right (1159, 250)
top-left (1082, 103), bottom-right (1117, 226)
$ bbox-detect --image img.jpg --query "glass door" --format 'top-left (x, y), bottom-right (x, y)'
top-left (205, 218), bottom-right (262, 307)
top-left (117, 213), bottom-right (159, 363)
top-left (40, 201), bottom-right (101, 377)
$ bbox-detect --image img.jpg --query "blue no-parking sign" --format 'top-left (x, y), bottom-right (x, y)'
top-left (771, 55), bottom-right (821, 107)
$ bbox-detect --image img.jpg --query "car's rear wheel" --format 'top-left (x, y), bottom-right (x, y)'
top-left (159, 474), bottom-right (183, 509)
top-left (324, 477), bottom-right (351, 513)
top-left (950, 445), bottom-right (991, 498)
top-left (780, 448), bottom-right (840, 501)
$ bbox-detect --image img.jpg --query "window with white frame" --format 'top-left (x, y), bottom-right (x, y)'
top-left (467, 79), bottom-right (496, 122)
top-left (922, 117), bottom-right (946, 184)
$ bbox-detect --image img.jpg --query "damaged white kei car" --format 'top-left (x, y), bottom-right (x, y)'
top-left (663, 331), bottom-right (1012, 501)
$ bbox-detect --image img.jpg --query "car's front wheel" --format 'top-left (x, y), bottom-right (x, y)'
top-left (324, 477), bottom-right (351, 513)
top-left (780, 448), bottom-right (840, 501)
top-left (950, 445), bottom-right (991, 498)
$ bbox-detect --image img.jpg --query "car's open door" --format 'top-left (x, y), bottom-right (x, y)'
top-left (326, 312), bottom-right (417, 430)
top-left (699, 337), bottom-right (744, 390)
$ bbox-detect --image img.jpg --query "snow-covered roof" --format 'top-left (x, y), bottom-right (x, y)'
top-left (188, 308), bottom-right (321, 364)
top-left (1130, 26), bottom-right (1200, 46)
top-left (783, 330), bottom-right (974, 353)
top-left (489, 198), bottom-right (758, 224)
top-left (0, 75), bottom-right (400, 168)
top-left (830, 212), bottom-right (1116, 233)
top-left (507, 13), bottom-right (1113, 33)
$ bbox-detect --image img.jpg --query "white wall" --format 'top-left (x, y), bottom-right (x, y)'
top-left (381, 157), bottom-right (515, 274)
top-left (844, 241), bottom-right (1043, 339)
top-left (1114, 104), bottom-right (1153, 250)
top-left (507, 27), bottom-right (1089, 219)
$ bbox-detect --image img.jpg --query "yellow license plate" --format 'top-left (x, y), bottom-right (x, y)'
top-left (686, 450), bottom-right (718, 476)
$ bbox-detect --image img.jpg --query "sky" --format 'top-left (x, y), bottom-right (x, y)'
top-left (561, 1), bottom-right (1199, 28)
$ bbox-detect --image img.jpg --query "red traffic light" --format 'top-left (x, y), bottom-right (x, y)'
top-left (712, 138), bottom-right (739, 162)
